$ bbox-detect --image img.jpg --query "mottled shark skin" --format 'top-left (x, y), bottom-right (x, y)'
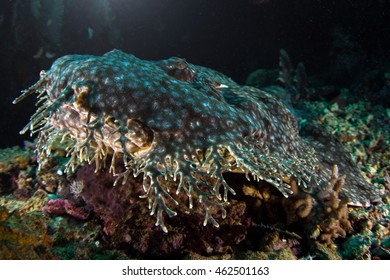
top-left (14, 50), bottom-right (379, 232)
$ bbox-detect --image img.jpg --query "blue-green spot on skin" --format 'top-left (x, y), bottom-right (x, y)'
top-left (13, 50), bottom-right (379, 232)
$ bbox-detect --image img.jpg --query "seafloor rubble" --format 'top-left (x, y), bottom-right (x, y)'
top-left (1, 53), bottom-right (389, 260)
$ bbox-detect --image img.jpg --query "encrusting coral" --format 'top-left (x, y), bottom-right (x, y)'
top-left (13, 49), bottom-right (380, 232)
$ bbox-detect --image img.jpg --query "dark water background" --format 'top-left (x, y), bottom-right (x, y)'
top-left (0, 0), bottom-right (389, 148)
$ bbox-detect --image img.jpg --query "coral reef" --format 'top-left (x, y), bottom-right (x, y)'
top-left (71, 162), bottom-right (250, 257)
top-left (245, 69), bottom-right (278, 88)
top-left (43, 198), bottom-right (89, 220)
top-left (309, 165), bottom-right (352, 244)
top-left (0, 206), bottom-right (53, 259)
top-left (1, 50), bottom-right (388, 259)
top-left (13, 50), bottom-right (379, 234)
top-left (304, 99), bottom-right (389, 191)
top-left (0, 96), bottom-right (388, 259)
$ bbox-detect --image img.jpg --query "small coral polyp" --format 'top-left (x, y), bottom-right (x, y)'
top-left (14, 50), bottom-right (376, 232)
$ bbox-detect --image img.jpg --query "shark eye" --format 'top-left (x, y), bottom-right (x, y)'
top-left (160, 57), bottom-right (196, 82)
